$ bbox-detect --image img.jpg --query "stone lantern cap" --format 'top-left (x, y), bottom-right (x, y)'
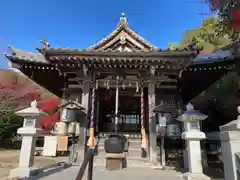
top-left (177, 103), bottom-right (208, 122)
top-left (16, 100), bottom-right (48, 118)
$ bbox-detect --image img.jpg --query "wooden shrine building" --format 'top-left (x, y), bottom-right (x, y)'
top-left (6, 13), bottom-right (239, 164)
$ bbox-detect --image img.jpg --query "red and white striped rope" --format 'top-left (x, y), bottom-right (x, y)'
top-left (90, 87), bottom-right (95, 129)
top-left (140, 87), bottom-right (144, 129)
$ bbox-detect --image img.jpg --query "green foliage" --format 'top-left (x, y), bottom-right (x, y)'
top-left (0, 110), bottom-right (22, 141)
top-left (199, 72), bottom-right (239, 121)
top-left (213, 72), bottom-right (240, 104)
top-left (170, 17), bottom-right (232, 52)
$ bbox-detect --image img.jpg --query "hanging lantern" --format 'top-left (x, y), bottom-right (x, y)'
top-left (107, 80), bottom-right (110, 90)
top-left (136, 82), bottom-right (139, 92)
top-left (68, 122), bottom-right (77, 134)
top-left (96, 80), bottom-right (99, 89)
top-left (83, 65), bottom-right (88, 76)
top-left (75, 122), bottom-right (80, 136)
top-left (122, 83), bottom-right (126, 90)
top-left (54, 122), bottom-right (68, 135)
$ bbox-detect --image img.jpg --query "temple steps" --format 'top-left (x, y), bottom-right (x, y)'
top-left (99, 132), bottom-right (142, 139)
top-left (95, 134), bottom-right (149, 166)
top-left (96, 147), bottom-right (142, 157)
top-left (93, 156), bottom-right (150, 167)
top-left (98, 137), bottom-right (142, 147)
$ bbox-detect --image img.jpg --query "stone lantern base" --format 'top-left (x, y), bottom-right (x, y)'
top-left (9, 167), bottom-right (40, 179)
top-left (183, 172), bottom-right (211, 180)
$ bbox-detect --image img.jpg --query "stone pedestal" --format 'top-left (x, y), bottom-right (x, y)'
top-left (183, 150), bottom-right (189, 171)
top-left (9, 101), bottom-right (47, 179)
top-left (182, 131), bottom-right (210, 180)
top-left (105, 153), bottom-right (126, 171)
top-left (220, 117), bottom-right (240, 180)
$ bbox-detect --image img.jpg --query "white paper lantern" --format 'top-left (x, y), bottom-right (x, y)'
top-left (75, 122), bottom-right (80, 136)
top-left (54, 122), bottom-right (68, 135)
top-left (68, 122), bottom-right (76, 134)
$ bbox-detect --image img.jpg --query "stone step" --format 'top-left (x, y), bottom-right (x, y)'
top-left (98, 139), bottom-right (142, 146)
top-left (97, 140), bottom-right (142, 147)
top-left (97, 143), bottom-right (141, 150)
top-left (93, 156), bottom-right (150, 167)
top-left (99, 133), bottom-right (141, 139)
top-left (96, 147), bottom-right (142, 157)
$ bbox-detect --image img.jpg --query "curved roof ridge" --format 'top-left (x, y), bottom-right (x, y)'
top-left (87, 13), bottom-right (159, 51)
top-left (6, 45), bottom-right (48, 64)
top-left (7, 45), bottom-right (41, 56)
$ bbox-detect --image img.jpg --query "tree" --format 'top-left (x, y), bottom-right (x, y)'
top-left (0, 110), bottom-right (22, 146)
top-left (169, 17), bottom-right (232, 52)
top-left (0, 72), bottom-right (43, 147)
top-left (205, 0), bottom-right (240, 36)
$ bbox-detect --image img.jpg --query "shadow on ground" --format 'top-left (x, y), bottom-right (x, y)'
top-left (27, 162), bottom-right (71, 180)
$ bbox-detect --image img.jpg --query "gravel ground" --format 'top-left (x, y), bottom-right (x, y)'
top-left (0, 150), bottom-right (224, 180)
top-left (0, 150), bottom-right (60, 180)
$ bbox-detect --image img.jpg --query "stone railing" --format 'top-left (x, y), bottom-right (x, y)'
top-left (220, 106), bottom-right (240, 180)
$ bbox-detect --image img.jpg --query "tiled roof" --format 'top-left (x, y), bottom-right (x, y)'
top-left (192, 50), bottom-right (235, 65)
top-left (5, 45), bottom-right (49, 64)
top-left (88, 13), bottom-right (159, 51)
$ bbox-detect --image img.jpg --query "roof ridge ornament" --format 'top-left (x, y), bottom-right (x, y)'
top-left (87, 13), bottom-right (159, 51)
top-left (40, 38), bottom-right (51, 49)
top-left (119, 13), bottom-right (128, 26)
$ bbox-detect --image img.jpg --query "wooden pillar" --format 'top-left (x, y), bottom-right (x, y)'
top-left (148, 82), bottom-right (158, 165)
top-left (75, 78), bottom-right (91, 164)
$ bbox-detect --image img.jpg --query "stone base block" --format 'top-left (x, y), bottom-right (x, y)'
top-left (9, 167), bottom-right (40, 179)
top-left (105, 153), bottom-right (126, 171)
top-left (151, 165), bottom-right (164, 170)
top-left (183, 172), bottom-right (211, 180)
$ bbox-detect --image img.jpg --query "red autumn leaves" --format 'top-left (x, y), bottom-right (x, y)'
top-left (0, 70), bottom-right (61, 130)
top-left (0, 82), bottom-right (41, 111)
top-left (39, 99), bottom-right (61, 130)
top-left (230, 10), bottom-right (240, 28)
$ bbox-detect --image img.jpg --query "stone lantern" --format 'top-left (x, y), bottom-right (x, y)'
top-left (177, 103), bottom-right (210, 180)
top-left (153, 102), bottom-right (181, 168)
top-left (153, 103), bottom-right (181, 136)
top-left (57, 100), bottom-right (85, 164)
top-left (9, 100), bottom-right (48, 179)
top-left (55, 100), bottom-right (85, 136)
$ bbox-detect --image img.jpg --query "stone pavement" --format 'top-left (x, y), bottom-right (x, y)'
top-left (29, 165), bottom-right (184, 180)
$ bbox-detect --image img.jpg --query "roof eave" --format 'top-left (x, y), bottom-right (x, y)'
top-left (41, 48), bottom-right (198, 58)
top-left (5, 54), bottom-right (50, 66)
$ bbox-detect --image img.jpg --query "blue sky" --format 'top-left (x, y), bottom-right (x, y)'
top-left (0, 0), bottom-right (210, 69)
